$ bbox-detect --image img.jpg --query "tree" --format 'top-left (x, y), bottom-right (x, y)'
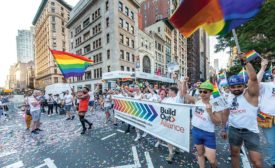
top-left (215, 0), bottom-right (275, 60)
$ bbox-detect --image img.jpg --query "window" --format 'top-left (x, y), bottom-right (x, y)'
top-left (119, 18), bottom-right (123, 27)
top-left (106, 1), bottom-right (109, 11)
top-left (71, 31), bottom-right (73, 38)
top-left (119, 1), bottom-right (123, 11)
top-left (131, 26), bottom-right (134, 34)
top-left (71, 42), bottom-right (73, 49)
top-left (92, 13), bottom-right (95, 20)
top-left (85, 71), bottom-right (91, 80)
top-left (127, 67), bottom-right (130, 71)
top-left (126, 37), bottom-right (129, 46)
top-left (130, 11), bottom-right (134, 20)
top-left (52, 24), bottom-right (56, 32)
top-left (107, 50), bottom-right (110, 59)
top-left (132, 54), bottom-right (135, 62)
top-left (61, 7), bottom-right (64, 11)
top-left (52, 16), bottom-right (55, 22)
top-left (51, 2), bottom-right (55, 6)
top-left (83, 18), bottom-right (90, 28)
top-left (51, 8), bottom-right (55, 13)
top-left (131, 40), bottom-right (135, 48)
top-left (120, 50), bottom-right (124, 59)
top-left (158, 27), bottom-right (161, 33)
top-left (98, 8), bottom-right (101, 16)
top-left (106, 33), bottom-right (110, 43)
top-left (62, 21), bottom-right (64, 26)
top-left (106, 17), bottom-right (109, 27)
top-left (83, 31), bottom-right (90, 41)
top-left (107, 66), bottom-right (111, 72)
top-left (75, 25), bottom-right (81, 34)
top-left (76, 49), bottom-right (82, 55)
top-left (125, 22), bottom-right (129, 31)
top-left (125, 7), bottom-right (129, 16)
top-left (126, 52), bottom-right (130, 61)
top-left (119, 34), bottom-right (124, 43)
top-left (84, 45), bottom-right (91, 53)
top-left (54, 77), bottom-right (58, 83)
top-left (54, 69), bottom-right (57, 74)
top-left (98, 38), bottom-right (101, 47)
top-left (121, 66), bottom-right (124, 71)
top-left (62, 27), bottom-right (65, 33)
top-left (76, 37), bottom-right (82, 45)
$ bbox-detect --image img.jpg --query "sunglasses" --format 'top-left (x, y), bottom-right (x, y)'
top-left (199, 90), bottom-right (208, 94)
top-left (230, 85), bottom-right (243, 89)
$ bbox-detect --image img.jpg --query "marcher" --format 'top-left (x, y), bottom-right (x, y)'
top-left (221, 53), bottom-right (262, 168)
top-left (257, 59), bottom-right (275, 168)
top-left (47, 93), bottom-right (54, 116)
top-left (76, 87), bottom-right (93, 134)
top-left (64, 90), bottom-right (74, 120)
top-left (28, 90), bottom-right (43, 134)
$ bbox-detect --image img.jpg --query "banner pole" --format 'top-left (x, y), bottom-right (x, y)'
top-left (232, 29), bottom-right (241, 54)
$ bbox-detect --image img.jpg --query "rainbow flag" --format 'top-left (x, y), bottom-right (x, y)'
top-left (169, 0), bottom-right (264, 38)
top-left (212, 82), bottom-right (221, 98)
top-left (218, 72), bottom-right (226, 79)
top-left (245, 50), bottom-right (260, 62)
top-left (50, 49), bottom-right (93, 78)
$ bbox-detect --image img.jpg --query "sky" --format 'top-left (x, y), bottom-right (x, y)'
top-left (0, 0), bottom-right (229, 88)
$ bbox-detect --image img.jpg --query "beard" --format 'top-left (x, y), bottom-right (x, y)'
top-left (232, 90), bottom-right (243, 96)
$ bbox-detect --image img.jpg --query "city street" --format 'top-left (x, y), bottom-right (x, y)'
top-left (0, 98), bottom-right (271, 168)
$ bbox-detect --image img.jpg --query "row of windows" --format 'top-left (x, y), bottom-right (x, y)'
top-left (118, 1), bottom-right (134, 20)
top-left (93, 38), bottom-right (102, 50)
top-left (120, 66), bottom-right (134, 72)
top-left (93, 53), bottom-right (102, 63)
top-left (119, 34), bottom-right (135, 48)
top-left (120, 50), bottom-right (135, 62)
top-left (119, 18), bottom-right (134, 34)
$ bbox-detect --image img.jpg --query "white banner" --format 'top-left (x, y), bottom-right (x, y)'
top-left (113, 97), bottom-right (191, 152)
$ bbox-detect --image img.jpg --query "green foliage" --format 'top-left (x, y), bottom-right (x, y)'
top-left (227, 64), bottom-right (242, 77)
top-left (215, 0), bottom-right (275, 61)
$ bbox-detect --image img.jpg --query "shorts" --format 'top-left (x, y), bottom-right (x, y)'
top-left (64, 105), bottom-right (72, 112)
top-left (228, 126), bottom-right (261, 152)
top-left (30, 110), bottom-right (41, 122)
top-left (104, 106), bottom-right (112, 112)
top-left (192, 127), bottom-right (216, 149)
top-left (89, 101), bottom-right (94, 106)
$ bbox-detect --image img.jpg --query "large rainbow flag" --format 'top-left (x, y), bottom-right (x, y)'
top-left (169, 0), bottom-right (264, 38)
top-left (50, 49), bottom-right (94, 78)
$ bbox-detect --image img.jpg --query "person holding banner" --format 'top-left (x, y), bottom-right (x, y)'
top-left (221, 53), bottom-right (262, 168)
top-left (257, 59), bottom-right (275, 167)
top-left (182, 78), bottom-right (222, 168)
top-left (76, 87), bottom-right (93, 135)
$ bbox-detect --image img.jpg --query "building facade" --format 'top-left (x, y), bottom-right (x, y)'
top-left (67, 0), bottom-right (140, 91)
top-left (16, 29), bottom-right (34, 63)
top-left (32, 0), bottom-right (72, 89)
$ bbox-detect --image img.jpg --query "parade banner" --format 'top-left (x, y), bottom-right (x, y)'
top-left (113, 97), bottom-right (192, 152)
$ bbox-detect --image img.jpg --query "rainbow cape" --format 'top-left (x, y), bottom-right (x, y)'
top-left (169, 0), bottom-right (264, 38)
top-left (50, 49), bottom-right (93, 78)
top-left (245, 50), bottom-right (260, 62)
top-left (212, 82), bottom-right (221, 98)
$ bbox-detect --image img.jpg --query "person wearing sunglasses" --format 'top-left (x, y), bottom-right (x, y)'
top-left (221, 53), bottom-right (262, 168)
top-left (257, 59), bottom-right (275, 168)
top-left (182, 78), bottom-right (222, 168)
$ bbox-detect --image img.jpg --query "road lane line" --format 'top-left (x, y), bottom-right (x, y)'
top-left (144, 152), bottom-right (154, 168)
top-left (101, 133), bottom-right (117, 140)
top-left (116, 129), bottom-right (125, 133)
top-left (0, 150), bottom-right (17, 158)
top-left (110, 164), bottom-right (136, 168)
top-left (74, 127), bottom-right (82, 134)
top-left (3, 161), bottom-right (24, 168)
top-left (132, 146), bottom-right (141, 168)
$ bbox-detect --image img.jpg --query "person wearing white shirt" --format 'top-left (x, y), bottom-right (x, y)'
top-left (28, 90), bottom-right (43, 134)
top-left (64, 90), bottom-right (74, 120)
top-left (88, 84), bottom-right (98, 113)
top-left (257, 59), bottom-right (275, 167)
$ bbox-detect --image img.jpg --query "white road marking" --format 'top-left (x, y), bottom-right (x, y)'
top-left (0, 150), bottom-right (17, 158)
top-left (101, 133), bottom-right (117, 140)
top-left (116, 129), bottom-right (125, 133)
top-left (35, 158), bottom-right (57, 168)
top-left (3, 161), bottom-right (24, 168)
top-left (74, 127), bottom-right (82, 134)
top-left (144, 152), bottom-right (154, 168)
top-left (110, 164), bottom-right (136, 168)
top-left (132, 146), bottom-right (141, 168)
top-left (241, 145), bottom-right (251, 168)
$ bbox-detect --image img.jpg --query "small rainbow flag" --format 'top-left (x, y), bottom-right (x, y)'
top-left (218, 72), bottom-right (226, 79)
top-left (50, 49), bottom-right (93, 78)
top-left (212, 82), bottom-right (221, 98)
top-left (169, 0), bottom-right (264, 38)
top-left (245, 50), bottom-right (260, 62)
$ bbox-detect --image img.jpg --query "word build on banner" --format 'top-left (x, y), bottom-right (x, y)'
top-left (113, 97), bottom-right (192, 152)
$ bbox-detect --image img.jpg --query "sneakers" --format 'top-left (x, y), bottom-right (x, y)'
top-left (71, 116), bottom-right (75, 120)
top-left (66, 118), bottom-right (71, 120)
top-left (35, 128), bottom-right (43, 131)
top-left (166, 153), bottom-right (174, 164)
top-left (134, 134), bottom-right (141, 141)
top-left (142, 132), bottom-right (147, 138)
top-left (155, 141), bottom-right (160, 148)
top-left (124, 129), bottom-right (130, 134)
top-left (31, 130), bottom-right (39, 134)
top-left (88, 123), bottom-right (93, 129)
top-left (80, 129), bottom-right (86, 134)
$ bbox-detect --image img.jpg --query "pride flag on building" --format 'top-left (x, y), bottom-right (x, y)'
top-left (50, 49), bottom-right (94, 78)
top-left (169, 0), bottom-right (264, 38)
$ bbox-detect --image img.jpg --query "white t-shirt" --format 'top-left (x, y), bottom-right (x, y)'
top-left (133, 92), bottom-right (143, 100)
top-left (192, 100), bottom-right (217, 133)
top-left (228, 93), bottom-right (259, 133)
top-left (161, 92), bottom-right (184, 104)
top-left (64, 94), bottom-right (73, 105)
top-left (259, 82), bottom-right (275, 116)
top-left (148, 94), bottom-right (160, 102)
top-left (28, 96), bottom-right (41, 112)
top-left (88, 91), bottom-right (95, 101)
top-left (104, 94), bottom-right (112, 107)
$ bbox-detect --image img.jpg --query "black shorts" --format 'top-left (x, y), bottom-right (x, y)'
top-left (228, 126), bottom-right (261, 152)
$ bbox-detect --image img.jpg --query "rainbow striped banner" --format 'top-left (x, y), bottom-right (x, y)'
top-left (113, 99), bottom-right (158, 122)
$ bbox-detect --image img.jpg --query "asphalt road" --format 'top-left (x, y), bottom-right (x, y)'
top-left (0, 98), bottom-right (272, 168)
